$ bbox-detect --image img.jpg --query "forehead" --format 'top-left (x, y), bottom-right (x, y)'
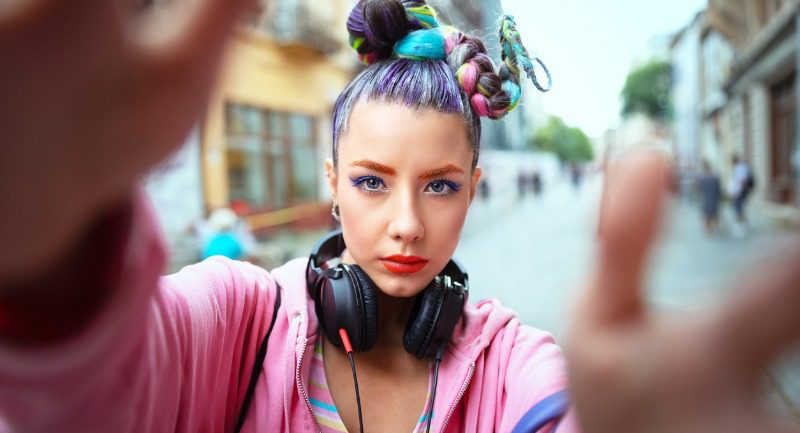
top-left (337, 101), bottom-right (472, 167)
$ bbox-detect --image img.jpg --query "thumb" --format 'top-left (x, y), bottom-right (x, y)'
top-left (588, 151), bottom-right (672, 323)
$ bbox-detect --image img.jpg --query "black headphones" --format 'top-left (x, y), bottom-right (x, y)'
top-left (306, 230), bottom-right (469, 359)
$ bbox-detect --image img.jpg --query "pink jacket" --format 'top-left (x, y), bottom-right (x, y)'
top-left (0, 194), bottom-right (579, 433)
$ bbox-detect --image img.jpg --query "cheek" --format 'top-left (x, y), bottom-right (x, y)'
top-left (336, 185), bottom-right (379, 256)
top-left (428, 202), bottom-right (468, 252)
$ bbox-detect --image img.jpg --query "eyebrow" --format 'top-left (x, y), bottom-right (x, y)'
top-left (419, 164), bottom-right (465, 180)
top-left (350, 160), bottom-right (396, 175)
top-left (349, 160), bottom-right (465, 179)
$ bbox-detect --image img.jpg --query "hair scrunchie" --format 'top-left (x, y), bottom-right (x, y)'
top-left (394, 28), bottom-right (446, 61)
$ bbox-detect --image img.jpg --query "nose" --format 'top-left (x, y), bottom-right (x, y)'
top-left (387, 193), bottom-right (424, 243)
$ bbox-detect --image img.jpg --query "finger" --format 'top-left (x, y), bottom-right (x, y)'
top-left (134, 0), bottom-right (254, 62)
top-left (128, 0), bottom-right (254, 134)
top-left (713, 237), bottom-right (800, 376)
top-left (589, 151), bottom-right (672, 323)
top-left (107, 0), bottom-right (255, 179)
top-left (0, 0), bottom-right (121, 40)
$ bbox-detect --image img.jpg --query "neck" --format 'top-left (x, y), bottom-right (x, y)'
top-left (373, 290), bottom-right (416, 350)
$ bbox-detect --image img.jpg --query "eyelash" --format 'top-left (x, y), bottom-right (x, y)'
top-left (351, 175), bottom-right (387, 193)
top-left (426, 178), bottom-right (461, 195)
top-left (349, 176), bottom-right (462, 196)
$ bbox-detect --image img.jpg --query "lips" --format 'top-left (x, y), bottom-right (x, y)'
top-left (381, 255), bottom-right (429, 274)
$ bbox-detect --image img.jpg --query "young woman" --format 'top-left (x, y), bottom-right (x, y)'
top-left (2, 1), bottom-right (799, 433)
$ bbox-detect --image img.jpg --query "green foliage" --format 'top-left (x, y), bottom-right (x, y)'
top-left (530, 117), bottom-right (594, 163)
top-left (620, 60), bottom-right (672, 119)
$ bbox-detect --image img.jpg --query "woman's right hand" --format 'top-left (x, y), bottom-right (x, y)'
top-left (0, 0), bottom-right (251, 285)
top-left (566, 152), bottom-right (800, 433)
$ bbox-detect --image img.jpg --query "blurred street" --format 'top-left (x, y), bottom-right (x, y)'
top-left (458, 172), bottom-right (792, 336)
top-left (456, 172), bottom-right (800, 421)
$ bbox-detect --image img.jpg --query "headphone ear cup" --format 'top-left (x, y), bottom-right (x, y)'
top-left (403, 277), bottom-right (446, 359)
top-left (348, 265), bottom-right (379, 352)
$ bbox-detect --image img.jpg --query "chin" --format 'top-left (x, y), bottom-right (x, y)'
top-left (371, 273), bottom-right (433, 298)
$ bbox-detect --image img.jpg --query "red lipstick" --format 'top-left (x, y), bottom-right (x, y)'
top-left (381, 255), bottom-right (428, 274)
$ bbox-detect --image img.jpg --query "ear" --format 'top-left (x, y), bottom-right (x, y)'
top-left (468, 166), bottom-right (482, 204)
top-left (324, 158), bottom-right (338, 201)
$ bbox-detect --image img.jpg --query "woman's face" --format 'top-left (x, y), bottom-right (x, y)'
top-left (326, 102), bottom-right (481, 297)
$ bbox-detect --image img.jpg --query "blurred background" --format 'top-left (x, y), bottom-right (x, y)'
top-left (142, 0), bottom-right (800, 421)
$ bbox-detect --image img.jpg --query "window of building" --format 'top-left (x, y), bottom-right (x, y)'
top-left (225, 103), bottom-right (319, 211)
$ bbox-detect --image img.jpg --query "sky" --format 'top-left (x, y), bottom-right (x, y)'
top-left (500, 0), bottom-right (707, 137)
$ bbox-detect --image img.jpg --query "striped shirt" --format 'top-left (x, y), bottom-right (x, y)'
top-left (308, 332), bottom-right (434, 432)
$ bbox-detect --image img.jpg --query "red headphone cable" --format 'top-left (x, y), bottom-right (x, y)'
top-left (339, 328), bottom-right (365, 433)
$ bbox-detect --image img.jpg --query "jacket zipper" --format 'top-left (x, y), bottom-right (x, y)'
top-left (295, 334), bottom-right (322, 432)
top-left (439, 362), bottom-right (475, 433)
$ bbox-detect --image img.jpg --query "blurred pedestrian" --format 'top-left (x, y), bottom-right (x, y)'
top-left (479, 178), bottom-right (490, 201)
top-left (570, 162), bottom-right (583, 189)
top-left (729, 154), bottom-right (754, 237)
top-left (697, 161), bottom-right (722, 235)
top-left (531, 171), bottom-right (543, 196)
top-left (200, 207), bottom-right (253, 260)
top-left (517, 171), bottom-right (528, 198)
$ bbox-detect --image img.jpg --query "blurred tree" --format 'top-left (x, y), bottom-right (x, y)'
top-left (530, 117), bottom-right (594, 163)
top-left (620, 60), bottom-right (672, 120)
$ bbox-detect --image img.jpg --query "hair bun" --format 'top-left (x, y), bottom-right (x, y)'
top-left (347, 0), bottom-right (413, 62)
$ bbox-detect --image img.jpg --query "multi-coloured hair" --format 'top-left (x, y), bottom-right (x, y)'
top-left (332, 0), bottom-right (545, 169)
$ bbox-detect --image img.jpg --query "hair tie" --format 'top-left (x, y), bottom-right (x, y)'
top-left (442, 26), bottom-right (462, 54)
top-left (406, 4), bottom-right (440, 29)
top-left (455, 62), bottom-right (478, 95)
top-left (499, 15), bottom-right (552, 92)
top-left (503, 81), bottom-right (521, 111)
top-left (470, 93), bottom-right (491, 117)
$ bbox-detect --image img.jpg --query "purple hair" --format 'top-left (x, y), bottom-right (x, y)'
top-left (331, 59), bottom-right (481, 169)
top-left (330, 0), bottom-right (533, 170)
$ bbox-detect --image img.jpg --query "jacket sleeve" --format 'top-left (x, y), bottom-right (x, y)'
top-left (500, 322), bottom-right (582, 433)
top-left (0, 197), bottom-right (280, 433)
top-left (153, 256), bottom-right (281, 433)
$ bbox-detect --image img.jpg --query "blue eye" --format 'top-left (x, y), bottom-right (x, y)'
top-left (425, 179), bottom-right (461, 195)
top-left (351, 175), bottom-right (387, 193)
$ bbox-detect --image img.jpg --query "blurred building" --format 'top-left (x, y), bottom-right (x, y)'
top-left (711, 0), bottom-right (799, 220)
top-left (201, 0), bottom-right (357, 234)
top-left (670, 0), bottom-right (800, 223)
top-left (671, 13), bottom-right (705, 179)
top-left (671, 11), bottom-right (737, 197)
